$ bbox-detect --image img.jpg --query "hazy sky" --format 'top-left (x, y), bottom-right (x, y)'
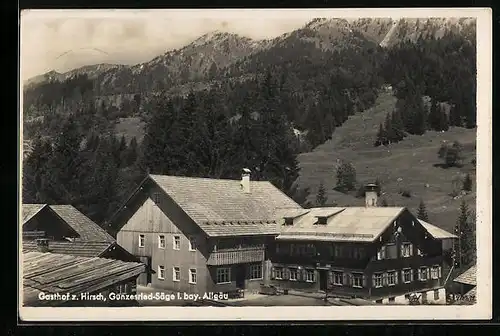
top-left (20, 9), bottom-right (484, 81)
top-left (21, 10), bottom-right (317, 81)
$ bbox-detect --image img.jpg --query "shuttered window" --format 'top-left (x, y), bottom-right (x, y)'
top-left (332, 271), bottom-right (343, 285)
top-left (377, 246), bottom-right (386, 260)
top-left (305, 269), bottom-right (315, 282)
top-left (386, 244), bottom-right (398, 259)
top-left (289, 268), bottom-right (298, 281)
top-left (419, 267), bottom-right (428, 281)
top-left (402, 269), bottom-right (412, 283)
top-left (387, 271), bottom-right (397, 286)
top-left (401, 243), bottom-right (413, 257)
top-left (430, 265), bottom-right (441, 279)
top-left (275, 267), bottom-right (284, 279)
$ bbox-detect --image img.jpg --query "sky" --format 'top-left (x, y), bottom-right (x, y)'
top-left (20, 8), bottom-right (483, 81)
top-left (20, 10), bottom-right (317, 81)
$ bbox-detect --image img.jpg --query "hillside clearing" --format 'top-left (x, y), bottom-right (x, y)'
top-left (297, 91), bottom-right (476, 233)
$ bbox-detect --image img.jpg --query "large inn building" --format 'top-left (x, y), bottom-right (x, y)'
top-left (109, 172), bottom-right (457, 304)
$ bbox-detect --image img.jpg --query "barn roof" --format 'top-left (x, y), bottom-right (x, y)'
top-left (22, 204), bottom-right (114, 243)
top-left (22, 251), bottom-right (145, 306)
top-left (147, 174), bottom-right (301, 237)
top-left (22, 240), bottom-right (113, 257)
top-left (419, 219), bottom-right (458, 239)
top-left (454, 264), bottom-right (477, 286)
top-left (22, 204), bottom-right (47, 223)
top-left (277, 207), bottom-right (406, 242)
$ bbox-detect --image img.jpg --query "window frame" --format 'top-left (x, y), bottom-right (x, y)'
top-left (332, 271), bottom-right (344, 286)
top-left (249, 264), bottom-right (263, 280)
top-left (419, 267), bottom-right (428, 281)
top-left (158, 235), bottom-right (165, 249)
top-left (173, 266), bottom-right (181, 282)
top-left (430, 265), bottom-right (440, 279)
top-left (138, 234), bottom-right (145, 248)
top-left (275, 267), bottom-right (284, 280)
top-left (352, 272), bottom-right (363, 288)
top-left (189, 268), bottom-right (197, 284)
top-left (373, 272), bottom-right (383, 288)
top-left (434, 289), bottom-right (440, 300)
top-left (401, 242), bottom-right (413, 258)
top-left (387, 270), bottom-right (397, 286)
top-left (173, 235), bottom-right (181, 250)
top-left (402, 268), bottom-right (412, 283)
top-left (189, 237), bottom-right (197, 251)
top-left (289, 267), bottom-right (298, 281)
top-left (158, 265), bottom-right (165, 280)
top-left (216, 267), bottom-right (231, 284)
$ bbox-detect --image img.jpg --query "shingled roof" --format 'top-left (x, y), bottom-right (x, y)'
top-left (22, 240), bottom-right (113, 257)
top-left (277, 207), bottom-right (406, 242)
top-left (49, 205), bottom-right (114, 242)
top-left (22, 204), bottom-right (47, 223)
top-left (454, 264), bottom-right (477, 286)
top-left (23, 251), bottom-right (145, 306)
top-left (22, 204), bottom-right (114, 243)
top-left (146, 175), bottom-right (302, 237)
top-left (419, 219), bottom-right (458, 239)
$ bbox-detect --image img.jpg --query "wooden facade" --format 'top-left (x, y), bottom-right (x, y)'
top-left (269, 209), bottom-right (448, 302)
top-left (115, 180), bottom-right (271, 295)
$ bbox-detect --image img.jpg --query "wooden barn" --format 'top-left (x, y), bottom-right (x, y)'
top-left (22, 251), bottom-right (145, 307)
top-left (22, 204), bottom-right (138, 262)
top-left (108, 171), bottom-right (302, 296)
top-left (269, 184), bottom-right (457, 305)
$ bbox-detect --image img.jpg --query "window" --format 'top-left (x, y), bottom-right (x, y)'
top-left (173, 236), bottom-right (180, 250)
top-left (352, 273), bottom-right (363, 288)
top-left (173, 267), bottom-right (181, 281)
top-left (387, 271), bottom-right (396, 286)
top-left (275, 267), bottom-right (283, 280)
top-left (377, 246), bottom-right (386, 260)
top-left (386, 244), bottom-right (398, 259)
top-left (138, 234), bottom-right (145, 248)
top-left (430, 266), bottom-right (440, 279)
top-left (216, 267), bottom-right (231, 284)
top-left (249, 264), bottom-right (262, 280)
top-left (158, 235), bottom-right (165, 249)
top-left (189, 268), bottom-right (197, 284)
top-left (434, 289), bottom-right (440, 300)
top-left (376, 299), bottom-right (383, 304)
top-left (333, 271), bottom-right (343, 286)
top-left (405, 294), bottom-right (410, 300)
top-left (158, 265), bottom-right (165, 280)
top-left (401, 243), bottom-right (413, 257)
top-left (419, 267), bottom-right (428, 281)
top-left (284, 218), bottom-right (294, 225)
top-left (417, 248), bottom-right (424, 256)
top-left (389, 297), bottom-right (395, 303)
top-left (189, 237), bottom-right (197, 251)
top-left (289, 268), bottom-right (298, 281)
top-left (334, 245), bottom-right (342, 257)
top-left (373, 273), bottom-right (383, 288)
top-left (152, 192), bottom-right (161, 204)
top-left (305, 269), bottom-right (315, 282)
top-left (402, 269), bottom-right (412, 283)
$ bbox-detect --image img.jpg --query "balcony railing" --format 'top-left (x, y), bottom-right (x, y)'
top-left (207, 246), bottom-right (265, 265)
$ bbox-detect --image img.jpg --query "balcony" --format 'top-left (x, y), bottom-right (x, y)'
top-left (207, 246), bottom-right (265, 266)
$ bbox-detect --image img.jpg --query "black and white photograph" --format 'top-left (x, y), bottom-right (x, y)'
top-left (19, 8), bottom-right (491, 321)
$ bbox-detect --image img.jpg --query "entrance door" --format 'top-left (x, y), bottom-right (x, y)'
top-left (138, 256), bottom-right (152, 286)
top-left (319, 270), bottom-right (328, 291)
top-left (235, 265), bottom-right (246, 289)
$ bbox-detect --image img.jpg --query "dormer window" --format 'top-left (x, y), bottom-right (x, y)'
top-left (316, 216), bottom-right (328, 225)
top-left (284, 218), bottom-right (294, 226)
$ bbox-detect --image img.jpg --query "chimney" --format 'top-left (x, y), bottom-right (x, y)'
top-left (36, 238), bottom-right (49, 253)
top-left (241, 168), bottom-right (251, 193)
top-left (365, 183), bottom-right (378, 207)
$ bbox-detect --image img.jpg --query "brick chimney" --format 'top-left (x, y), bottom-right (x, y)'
top-left (365, 183), bottom-right (378, 207)
top-left (241, 168), bottom-right (251, 193)
top-left (36, 238), bottom-right (49, 253)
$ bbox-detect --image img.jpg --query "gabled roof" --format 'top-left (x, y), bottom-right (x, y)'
top-left (419, 219), bottom-right (458, 239)
top-left (23, 251), bottom-right (145, 306)
top-left (22, 204), bottom-right (115, 243)
top-left (22, 240), bottom-right (113, 257)
top-left (277, 207), bottom-right (406, 242)
top-left (454, 264), bottom-right (477, 286)
top-left (149, 175), bottom-right (302, 224)
top-left (22, 204), bottom-right (47, 223)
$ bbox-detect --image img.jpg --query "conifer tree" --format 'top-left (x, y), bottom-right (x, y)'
top-left (417, 199), bottom-right (429, 222)
top-left (336, 162), bottom-right (357, 193)
top-left (462, 172), bottom-right (473, 192)
top-left (374, 122), bottom-right (386, 147)
top-left (315, 181), bottom-right (328, 206)
top-left (391, 109), bottom-right (405, 141)
top-left (454, 201), bottom-right (476, 268)
top-left (384, 112), bottom-right (395, 144)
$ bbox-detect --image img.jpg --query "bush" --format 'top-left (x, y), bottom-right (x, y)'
top-left (400, 189), bottom-right (412, 198)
